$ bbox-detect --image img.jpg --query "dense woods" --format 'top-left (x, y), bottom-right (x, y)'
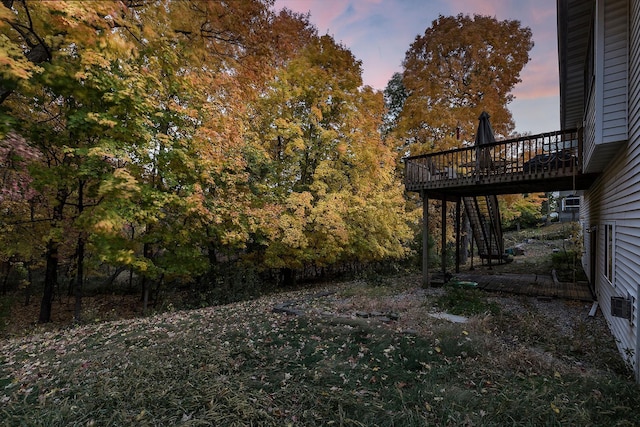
top-left (0, 1), bottom-right (534, 323)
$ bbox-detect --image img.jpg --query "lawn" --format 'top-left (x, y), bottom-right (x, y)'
top-left (1, 276), bottom-right (638, 426)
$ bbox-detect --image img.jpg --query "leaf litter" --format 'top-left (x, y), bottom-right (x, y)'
top-left (1, 275), bottom-right (639, 426)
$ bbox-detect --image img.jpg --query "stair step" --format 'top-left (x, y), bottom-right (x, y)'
top-left (463, 195), bottom-right (504, 261)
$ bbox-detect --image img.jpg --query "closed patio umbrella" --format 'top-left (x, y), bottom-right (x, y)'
top-left (475, 111), bottom-right (495, 173)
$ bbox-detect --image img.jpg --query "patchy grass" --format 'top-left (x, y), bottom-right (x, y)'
top-left (505, 222), bottom-right (575, 243)
top-left (434, 284), bottom-right (501, 316)
top-left (1, 278), bottom-right (639, 426)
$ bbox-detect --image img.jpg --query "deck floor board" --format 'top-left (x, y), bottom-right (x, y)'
top-left (451, 273), bottom-right (593, 301)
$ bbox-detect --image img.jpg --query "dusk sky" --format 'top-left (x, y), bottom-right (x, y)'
top-left (273, 0), bottom-right (559, 136)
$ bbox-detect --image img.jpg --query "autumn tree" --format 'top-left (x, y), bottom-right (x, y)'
top-left (500, 193), bottom-right (546, 230)
top-left (1, 0), bottom-right (271, 320)
top-left (0, 0), bottom-right (149, 322)
top-left (70, 0), bottom-right (283, 311)
top-left (388, 14), bottom-right (534, 263)
top-left (117, 1), bottom-right (295, 303)
top-left (0, 0), bottom-right (417, 323)
top-left (397, 14), bottom-right (533, 154)
top-left (246, 33), bottom-right (414, 283)
top-left (382, 72), bottom-right (408, 139)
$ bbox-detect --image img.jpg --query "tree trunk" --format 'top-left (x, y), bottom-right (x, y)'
top-left (24, 262), bottom-right (32, 306)
top-left (39, 239), bottom-right (58, 323)
top-left (38, 188), bottom-right (67, 323)
top-left (1, 261), bottom-right (10, 296)
top-left (153, 274), bottom-right (164, 308)
top-left (128, 224), bottom-right (135, 293)
top-left (128, 268), bottom-right (134, 293)
top-left (280, 268), bottom-right (296, 287)
top-left (25, 204), bottom-right (36, 306)
top-left (207, 241), bottom-right (218, 269)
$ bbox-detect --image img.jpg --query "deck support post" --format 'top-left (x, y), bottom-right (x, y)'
top-left (422, 192), bottom-right (429, 287)
top-left (441, 196), bottom-right (447, 280)
top-left (487, 217), bottom-right (493, 270)
top-left (470, 232), bottom-right (474, 270)
top-left (455, 197), bottom-right (461, 273)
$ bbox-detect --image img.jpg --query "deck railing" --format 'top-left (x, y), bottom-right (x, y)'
top-left (404, 128), bottom-right (582, 192)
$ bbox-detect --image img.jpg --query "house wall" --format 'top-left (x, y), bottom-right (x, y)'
top-left (602, 0), bottom-right (629, 142)
top-left (582, 0), bottom-right (639, 381)
top-left (584, 85), bottom-right (597, 168)
top-left (583, 0), bottom-right (629, 173)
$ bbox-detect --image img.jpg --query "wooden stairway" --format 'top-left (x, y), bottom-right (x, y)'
top-left (463, 195), bottom-right (505, 262)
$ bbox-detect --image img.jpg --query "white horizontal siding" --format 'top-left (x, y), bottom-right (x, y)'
top-left (604, 59), bottom-right (627, 74)
top-left (603, 84), bottom-right (627, 99)
top-left (602, 0), bottom-right (628, 143)
top-left (583, 88), bottom-right (597, 171)
top-left (585, 0), bottom-right (639, 381)
top-left (603, 120), bottom-right (627, 138)
top-left (580, 191), bottom-right (594, 284)
top-left (630, 0), bottom-right (640, 382)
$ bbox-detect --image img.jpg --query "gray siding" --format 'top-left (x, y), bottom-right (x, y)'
top-left (583, 0), bottom-right (639, 380)
top-left (628, 0), bottom-right (640, 380)
top-left (584, 84), bottom-right (597, 170)
top-left (602, 0), bottom-right (628, 142)
top-left (583, 0), bottom-right (628, 173)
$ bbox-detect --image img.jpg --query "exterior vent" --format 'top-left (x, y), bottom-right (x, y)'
top-left (611, 296), bottom-right (632, 319)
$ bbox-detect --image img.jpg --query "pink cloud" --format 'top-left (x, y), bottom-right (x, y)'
top-left (274, 0), bottom-right (346, 35)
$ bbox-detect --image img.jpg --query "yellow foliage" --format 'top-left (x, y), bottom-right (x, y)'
top-left (0, 0), bottom-right (416, 280)
top-left (286, 191), bottom-right (313, 215)
top-left (86, 112), bottom-right (117, 128)
top-left (0, 35), bottom-right (39, 80)
top-left (93, 219), bottom-right (118, 233)
top-left (97, 169), bottom-right (140, 198)
top-left (280, 219), bottom-right (308, 248)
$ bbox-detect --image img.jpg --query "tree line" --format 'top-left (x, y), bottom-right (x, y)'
top-left (0, 0), bottom-right (533, 323)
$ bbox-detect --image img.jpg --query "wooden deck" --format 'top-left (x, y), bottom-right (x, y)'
top-left (404, 129), bottom-right (599, 200)
top-left (453, 272), bottom-right (594, 301)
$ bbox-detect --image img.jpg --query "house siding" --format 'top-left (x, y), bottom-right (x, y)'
top-left (602, 0), bottom-right (628, 143)
top-left (584, 0), bottom-right (629, 173)
top-left (582, 0), bottom-right (639, 380)
top-left (584, 84), bottom-right (597, 170)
